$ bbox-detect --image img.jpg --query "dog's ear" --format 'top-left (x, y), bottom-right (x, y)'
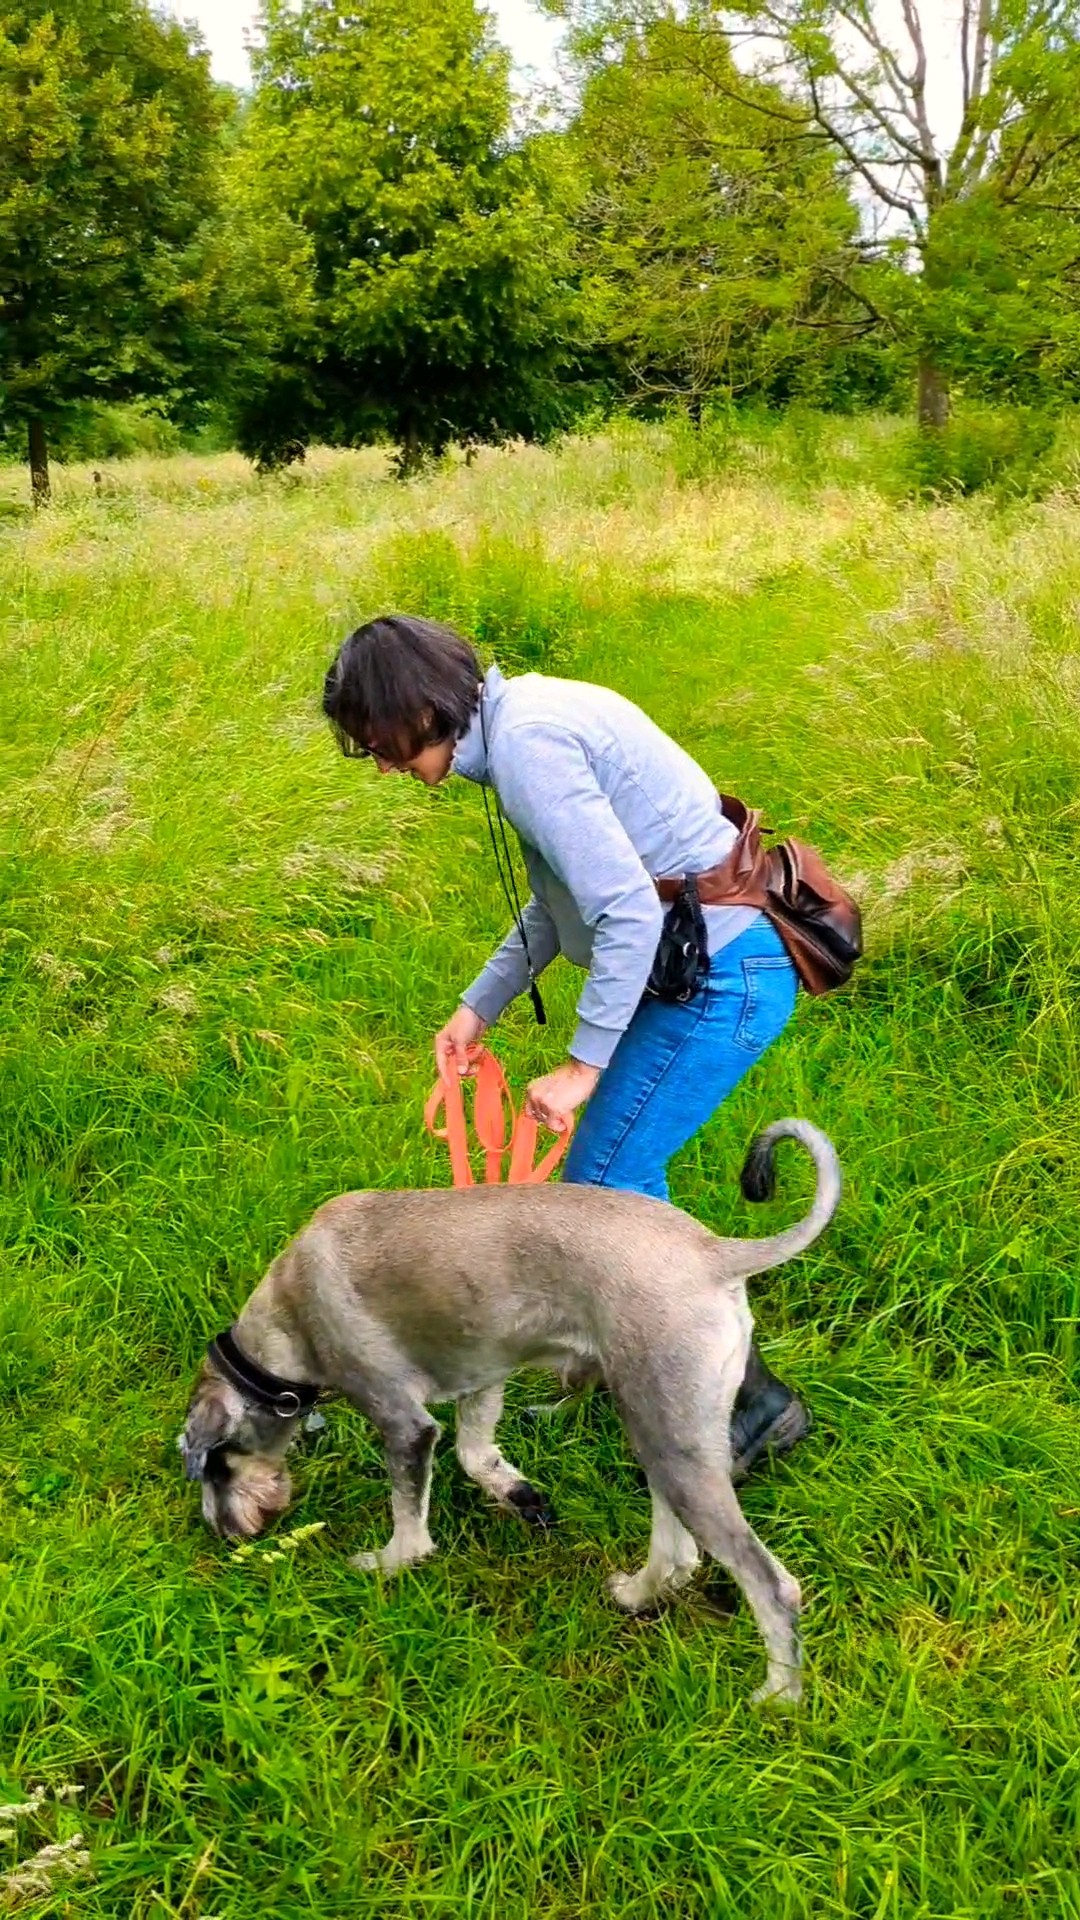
top-left (178, 1382), bottom-right (243, 1481)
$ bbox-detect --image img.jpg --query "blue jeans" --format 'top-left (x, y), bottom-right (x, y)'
top-left (562, 918), bottom-right (797, 1201)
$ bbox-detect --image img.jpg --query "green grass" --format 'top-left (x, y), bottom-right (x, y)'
top-left (2, 427), bottom-right (1080, 1917)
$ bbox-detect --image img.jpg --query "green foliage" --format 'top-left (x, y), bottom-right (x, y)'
top-left (901, 402), bottom-right (1061, 501)
top-left (0, 0), bottom-right (236, 490)
top-left (576, 0), bottom-right (1080, 425)
top-left (911, 168), bottom-right (1080, 409)
top-left (27, 402), bottom-right (186, 463)
top-left (639, 399), bottom-right (1080, 502)
top-left (566, 5), bottom-right (905, 412)
top-left (366, 526), bottom-right (589, 672)
top-left (230, 0), bottom-right (586, 472)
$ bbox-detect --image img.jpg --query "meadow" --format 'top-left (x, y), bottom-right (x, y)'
top-left (2, 418), bottom-right (1079, 1916)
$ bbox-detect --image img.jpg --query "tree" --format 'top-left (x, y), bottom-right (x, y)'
top-left (718, 0), bottom-right (1080, 424)
top-left (567, 5), bottom-right (899, 412)
top-left (905, 105), bottom-right (1080, 411)
top-left (235, 0), bottom-right (583, 474)
top-left (0, 0), bottom-right (231, 502)
top-left (549, 0), bottom-right (1080, 425)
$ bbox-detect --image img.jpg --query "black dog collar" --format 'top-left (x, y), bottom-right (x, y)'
top-left (207, 1326), bottom-right (320, 1418)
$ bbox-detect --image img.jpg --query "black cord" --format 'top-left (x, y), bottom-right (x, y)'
top-left (479, 693), bottom-right (546, 1026)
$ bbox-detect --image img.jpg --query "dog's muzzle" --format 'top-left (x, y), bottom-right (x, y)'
top-left (178, 1432), bottom-right (211, 1481)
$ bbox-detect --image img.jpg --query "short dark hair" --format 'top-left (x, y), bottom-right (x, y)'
top-left (322, 615), bottom-right (482, 759)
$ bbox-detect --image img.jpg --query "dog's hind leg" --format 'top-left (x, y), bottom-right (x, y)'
top-left (611, 1325), bottom-right (801, 1703)
top-left (455, 1385), bottom-right (555, 1529)
top-left (629, 1440), bottom-right (802, 1704)
top-left (350, 1402), bottom-right (441, 1574)
top-left (683, 1471), bottom-right (801, 1705)
top-left (608, 1485), bottom-right (700, 1613)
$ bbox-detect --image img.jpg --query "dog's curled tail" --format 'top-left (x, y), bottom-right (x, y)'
top-left (728, 1119), bottom-right (841, 1280)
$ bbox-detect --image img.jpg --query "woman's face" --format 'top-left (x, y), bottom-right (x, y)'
top-left (371, 736), bottom-right (456, 785)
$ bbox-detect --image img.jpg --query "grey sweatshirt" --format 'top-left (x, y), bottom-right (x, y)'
top-left (452, 664), bottom-right (759, 1068)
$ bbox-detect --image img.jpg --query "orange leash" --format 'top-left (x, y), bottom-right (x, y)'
top-left (424, 1045), bottom-right (573, 1187)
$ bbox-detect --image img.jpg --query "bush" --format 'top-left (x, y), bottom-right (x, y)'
top-left (902, 404), bottom-right (1059, 501)
top-left (0, 402), bottom-right (238, 468)
top-left (363, 527), bottom-right (588, 674)
top-left (52, 403), bottom-right (188, 462)
top-left (663, 401), bottom-right (743, 484)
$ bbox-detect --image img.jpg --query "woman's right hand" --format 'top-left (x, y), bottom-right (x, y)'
top-left (434, 1005), bottom-right (488, 1078)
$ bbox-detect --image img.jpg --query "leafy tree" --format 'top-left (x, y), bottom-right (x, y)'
top-left (718, 0), bottom-right (1080, 424)
top-left (0, 0), bottom-right (230, 501)
top-left (567, 4), bottom-right (900, 412)
top-left (200, 103), bottom-right (323, 469)
top-left (910, 112), bottom-right (1080, 410)
top-left (549, 0), bottom-right (1080, 426)
top-left (236, 0), bottom-right (583, 474)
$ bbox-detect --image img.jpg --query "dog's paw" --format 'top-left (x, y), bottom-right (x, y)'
top-left (503, 1480), bottom-right (557, 1529)
top-left (350, 1549), bottom-right (387, 1573)
top-left (607, 1569), bottom-right (660, 1614)
top-left (349, 1540), bottom-right (435, 1575)
top-left (665, 1558), bottom-right (699, 1593)
top-left (750, 1669), bottom-right (802, 1709)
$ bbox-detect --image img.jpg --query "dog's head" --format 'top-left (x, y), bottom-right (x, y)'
top-left (179, 1360), bottom-right (298, 1540)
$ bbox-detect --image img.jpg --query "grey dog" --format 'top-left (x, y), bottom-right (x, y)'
top-left (179, 1118), bottom-right (839, 1703)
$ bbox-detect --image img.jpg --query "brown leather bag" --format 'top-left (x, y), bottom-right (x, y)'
top-left (656, 794), bottom-right (863, 996)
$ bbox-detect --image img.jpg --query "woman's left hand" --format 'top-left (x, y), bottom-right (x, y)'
top-left (525, 1060), bottom-right (601, 1134)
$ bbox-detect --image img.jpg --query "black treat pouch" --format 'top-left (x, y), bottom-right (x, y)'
top-left (645, 877), bottom-right (709, 1004)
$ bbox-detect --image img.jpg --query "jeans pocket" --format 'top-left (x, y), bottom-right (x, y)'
top-left (733, 955), bottom-right (796, 1056)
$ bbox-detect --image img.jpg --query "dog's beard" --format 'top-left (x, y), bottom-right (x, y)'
top-left (202, 1454), bottom-right (292, 1540)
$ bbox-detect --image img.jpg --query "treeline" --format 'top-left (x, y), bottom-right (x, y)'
top-left (4, 0), bottom-right (1080, 499)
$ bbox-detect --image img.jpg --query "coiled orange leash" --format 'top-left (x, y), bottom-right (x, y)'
top-left (424, 1045), bottom-right (573, 1187)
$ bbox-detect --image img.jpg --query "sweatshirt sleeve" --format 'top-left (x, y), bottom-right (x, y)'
top-left (460, 894), bottom-right (561, 1026)
top-left (492, 723), bottom-right (663, 1068)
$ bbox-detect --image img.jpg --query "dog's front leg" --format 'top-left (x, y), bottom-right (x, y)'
top-left (351, 1409), bottom-right (440, 1574)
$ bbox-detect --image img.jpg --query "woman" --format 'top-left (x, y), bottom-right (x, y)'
top-left (323, 614), bottom-right (809, 1480)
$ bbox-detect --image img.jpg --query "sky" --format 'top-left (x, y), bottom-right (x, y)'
top-left (167, 1), bottom-right (964, 165)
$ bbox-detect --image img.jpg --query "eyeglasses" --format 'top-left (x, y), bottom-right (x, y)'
top-left (333, 723), bottom-right (446, 767)
top-left (331, 723), bottom-right (394, 764)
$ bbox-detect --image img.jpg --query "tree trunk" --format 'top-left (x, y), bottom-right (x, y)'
top-left (29, 416), bottom-right (50, 506)
top-left (394, 419), bottom-right (423, 480)
top-left (917, 357), bottom-right (949, 431)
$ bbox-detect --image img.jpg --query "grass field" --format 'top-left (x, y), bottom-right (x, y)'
top-left (2, 422), bottom-right (1080, 1917)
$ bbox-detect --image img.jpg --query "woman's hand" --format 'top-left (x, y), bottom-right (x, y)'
top-left (434, 1006), bottom-right (487, 1077)
top-left (525, 1060), bottom-right (600, 1133)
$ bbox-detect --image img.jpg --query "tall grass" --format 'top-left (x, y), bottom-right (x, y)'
top-left (2, 427), bottom-right (1079, 1916)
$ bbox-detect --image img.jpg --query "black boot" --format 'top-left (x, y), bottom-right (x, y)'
top-left (729, 1345), bottom-right (810, 1483)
